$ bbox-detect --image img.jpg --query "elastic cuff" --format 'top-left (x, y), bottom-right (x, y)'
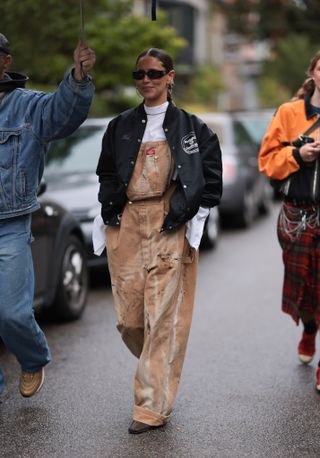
top-left (292, 148), bottom-right (306, 167)
top-left (133, 405), bottom-right (169, 426)
top-left (70, 68), bottom-right (92, 85)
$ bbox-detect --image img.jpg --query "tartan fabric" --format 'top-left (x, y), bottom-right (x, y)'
top-left (278, 202), bottom-right (320, 324)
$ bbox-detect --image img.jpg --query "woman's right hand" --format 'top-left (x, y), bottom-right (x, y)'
top-left (299, 141), bottom-right (320, 162)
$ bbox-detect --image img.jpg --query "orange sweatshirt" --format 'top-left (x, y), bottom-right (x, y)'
top-left (258, 99), bottom-right (318, 180)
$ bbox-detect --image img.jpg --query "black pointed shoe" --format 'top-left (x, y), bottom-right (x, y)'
top-left (128, 420), bottom-right (162, 434)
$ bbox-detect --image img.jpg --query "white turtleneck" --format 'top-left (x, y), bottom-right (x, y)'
top-left (142, 101), bottom-right (169, 143)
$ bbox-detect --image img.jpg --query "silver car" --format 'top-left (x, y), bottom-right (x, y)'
top-left (200, 110), bottom-right (274, 227)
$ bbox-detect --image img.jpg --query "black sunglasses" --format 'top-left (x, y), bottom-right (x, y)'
top-left (132, 69), bottom-right (168, 80)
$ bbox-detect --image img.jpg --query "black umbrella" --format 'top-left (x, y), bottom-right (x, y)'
top-left (151, 0), bottom-right (157, 20)
top-left (79, 0), bottom-right (85, 41)
top-left (79, 0), bottom-right (86, 78)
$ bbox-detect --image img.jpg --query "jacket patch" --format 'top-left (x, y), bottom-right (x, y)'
top-left (146, 147), bottom-right (156, 156)
top-left (181, 132), bottom-right (199, 154)
top-left (121, 134), bottom-right (131, 141)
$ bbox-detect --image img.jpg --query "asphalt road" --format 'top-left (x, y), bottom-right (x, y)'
top-left (1, 202), bottom-right (320, 458)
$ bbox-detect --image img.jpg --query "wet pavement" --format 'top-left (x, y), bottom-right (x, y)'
top-left (1, 203), bottom-right (320, 457)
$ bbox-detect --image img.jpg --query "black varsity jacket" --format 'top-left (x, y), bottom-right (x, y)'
top-left (96, 102), bottom-right (222, 231)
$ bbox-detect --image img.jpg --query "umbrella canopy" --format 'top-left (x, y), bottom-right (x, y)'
top-left (151, 0), bottom-right (157, 20)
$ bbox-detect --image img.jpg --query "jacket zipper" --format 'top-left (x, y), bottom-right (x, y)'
top-left (312, 157), bottom-right (319, 201)
top-left (312, 122), bottom-right (320, 201)
top-left (283, 177), bottom-right (291, 195)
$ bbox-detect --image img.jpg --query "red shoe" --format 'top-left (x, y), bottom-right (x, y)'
top-left (298, 331), bottom-right (317, 364)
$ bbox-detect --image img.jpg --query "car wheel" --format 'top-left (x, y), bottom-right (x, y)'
top-left (258, 181), bottom-right (273, 215)
top-left (52, 235), bottom-right (89, 321)
top-left (233, 189), bottom-right (255, 228)
top-left (200, 208), bottom-right (220, 250)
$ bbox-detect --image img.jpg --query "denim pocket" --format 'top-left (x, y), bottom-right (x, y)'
top-left (0, 173), bottom-right (9, 210)
top-left (0, 129), bottom-right (23, 210)
top-left (0, 130), bottom-right (21, 168)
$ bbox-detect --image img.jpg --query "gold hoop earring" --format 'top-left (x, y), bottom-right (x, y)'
top-left (167, 81), bottom-right (174, 97)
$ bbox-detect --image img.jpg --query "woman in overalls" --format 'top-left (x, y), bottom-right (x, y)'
top-left (96, 48), bottom-right (222, 434)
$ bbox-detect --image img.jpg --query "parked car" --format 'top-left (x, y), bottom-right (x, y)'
top-left (44, 118), bottom-right (219, 259)
top-left (200, 110), bottom-right (274, 228)
top-left (32, 183), bottom-right (89, 321)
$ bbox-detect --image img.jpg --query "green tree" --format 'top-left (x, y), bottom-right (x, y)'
top-left (182, 64), bottom-right (225, 109)
top-left (254, 0), bottom-right (320, 42)
top-left (216, 0), bottom-right (320, 102)
top-left (262, 34), bottom-right (318, 96)
top-left (217, 0), bottom-right (320, 42)
top-left (87, 11), bottom-right (185, 90)
top-left (256, 33), bottom-right (319, 109)
top-left (0, 0), bottom-right (185, 91)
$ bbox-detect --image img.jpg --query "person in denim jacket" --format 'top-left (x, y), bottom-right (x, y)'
top-left (0, 33), bottom-right (95, 398)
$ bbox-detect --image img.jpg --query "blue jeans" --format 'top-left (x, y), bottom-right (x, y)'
top-left (0, 214), bottom-right (51, 394)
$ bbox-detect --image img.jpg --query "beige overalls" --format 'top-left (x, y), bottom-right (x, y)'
top-left (105, 140), bottom-right (199, 426)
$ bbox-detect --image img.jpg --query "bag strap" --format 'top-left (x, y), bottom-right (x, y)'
top-left (282, 117), bottom-right (320, 146)
top-left (303, 116), bottom-right (320, 136)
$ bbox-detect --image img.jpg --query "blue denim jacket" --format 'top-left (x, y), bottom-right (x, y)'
top-left (0, 71), bottom-right (94, 219)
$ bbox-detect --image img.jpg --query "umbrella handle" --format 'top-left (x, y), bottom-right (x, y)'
top-left (151, 0), bottom-right (157, 20)
top-left (79, 0), bottom-right (85, 78)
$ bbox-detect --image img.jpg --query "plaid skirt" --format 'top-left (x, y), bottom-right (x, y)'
top-left (277, 201), bottom-right (320, 324)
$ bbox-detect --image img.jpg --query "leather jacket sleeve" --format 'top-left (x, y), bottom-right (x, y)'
top-left (96, 120), bottom-right (126, 225)
top-left (197, 121), bottom-right (222, 208)
top-left (162, 117), bottom-right (222, 231)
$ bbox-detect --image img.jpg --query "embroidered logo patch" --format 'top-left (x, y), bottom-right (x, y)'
top-left (146, 148), bottom-right (156, 156)
top-left (181, 132), bottom-right (199, 155)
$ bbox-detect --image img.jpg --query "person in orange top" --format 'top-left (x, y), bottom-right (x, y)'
top-left (259, 51), bottom-right (320, 392)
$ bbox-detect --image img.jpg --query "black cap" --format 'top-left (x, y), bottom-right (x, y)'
top-left (0, 33), bottom-right (10, 54)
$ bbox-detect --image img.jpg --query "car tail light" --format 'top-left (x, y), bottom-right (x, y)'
top-left (222, 156), bottom-right (238, 184)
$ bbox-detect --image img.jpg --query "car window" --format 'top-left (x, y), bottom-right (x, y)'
top-left (233, 120), bottom-right (255, 145)
top-left (46, 126), bottom-right (105, 174)
top-left (235, 114), bottom-right (273, 144)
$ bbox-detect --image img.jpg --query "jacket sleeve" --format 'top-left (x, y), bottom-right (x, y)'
top-left (26, 71), bottom-right (94, 143)
top-left (198, 122), bottom-right (223, 208)
top-left (96, 120), bottom-right (126, 224)
top-left (258, 105), bottom-right (300, 180)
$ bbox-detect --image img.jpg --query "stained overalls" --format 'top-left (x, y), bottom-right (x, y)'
top-left (105, 140), bottom-right (199, 426)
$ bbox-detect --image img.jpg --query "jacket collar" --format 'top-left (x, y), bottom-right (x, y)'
top-left (0, 72), bottom-right (28, 93)
top-left (305, 91), bottom-right (318, 119)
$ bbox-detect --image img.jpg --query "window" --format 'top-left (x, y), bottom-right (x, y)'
top-left (159, 1), bottom-right (195, 65)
